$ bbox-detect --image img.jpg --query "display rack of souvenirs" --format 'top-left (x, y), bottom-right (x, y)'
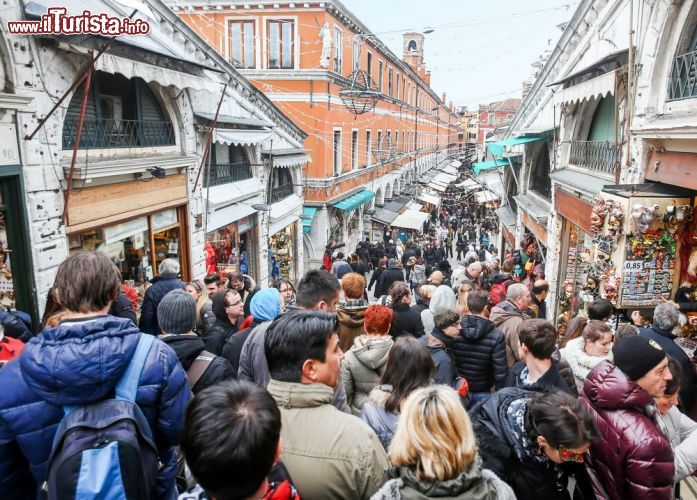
top-left (269, 230), bottom-right (292, 280)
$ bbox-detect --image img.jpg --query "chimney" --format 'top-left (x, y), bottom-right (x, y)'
top-left (424, 71), bottom-right (431, 86)
top-left (442, 92), bottom-right (446, 103)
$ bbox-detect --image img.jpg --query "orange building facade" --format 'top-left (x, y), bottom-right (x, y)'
top-left (172, 0), bottom-right (459, 267)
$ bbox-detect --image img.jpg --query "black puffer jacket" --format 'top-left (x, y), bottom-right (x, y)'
top-left (389, 302), bottom-right (425, 339)
top-left (138, 273), bottom-right (186, 335)
top-left (159, 334), bottom-right (235, 394)
top-left (450, 315), bottom-right (508, 392)
top-left (377, 267), bottom-right (405, 298)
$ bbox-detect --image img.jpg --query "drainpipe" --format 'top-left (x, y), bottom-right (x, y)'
top-left (624, 0), bottom-right (634, 180)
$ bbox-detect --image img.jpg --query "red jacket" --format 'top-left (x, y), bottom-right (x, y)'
top-left (0, 335), bottom-right (23, 362)
top-left (581, 362), bottom-right (674, 500)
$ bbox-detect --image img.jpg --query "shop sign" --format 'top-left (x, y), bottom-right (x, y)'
top-left (555, 188), bottom-right (593, 234)
top-left (104, 216), bottom-right (148, 244)
top-left (520, 210), bottom-right (548, 246)
top-left (0, 125), bottom-right (19, 167)
top-left (238, 216), bottom-right (254, 233)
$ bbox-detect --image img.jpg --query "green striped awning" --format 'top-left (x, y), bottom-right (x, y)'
top-left (302, 207), bottom-right (318, 234)
top-left (487, 137), bottom-right (543, 158)
top-left (472, 159), bottom-right (510, 175)
top-left (332, 189), bottom-right (375, 211)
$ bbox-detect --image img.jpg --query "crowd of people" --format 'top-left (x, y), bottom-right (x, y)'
top-left (0, 200), bottom-right (696, 499)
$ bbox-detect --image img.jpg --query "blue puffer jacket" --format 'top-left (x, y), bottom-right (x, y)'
top-left (0, 316), bottom-right (191, 499)
top-left (139, 273), bottom-right (186, 335)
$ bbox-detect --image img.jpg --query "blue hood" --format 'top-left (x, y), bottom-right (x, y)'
top-left (250, 288), bottom-right (281, 322)
top-left (20, 316), bottom-right (141, 406)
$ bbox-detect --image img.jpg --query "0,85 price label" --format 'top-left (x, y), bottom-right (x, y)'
top-left (624, 261), bottom-right (644, 271)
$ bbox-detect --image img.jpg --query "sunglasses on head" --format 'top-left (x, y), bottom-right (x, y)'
top-left (558, 446), bottom-right (584, 463)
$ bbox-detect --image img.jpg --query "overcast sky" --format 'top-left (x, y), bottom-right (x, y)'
top-left (342, 0), bottom-right (579, 109)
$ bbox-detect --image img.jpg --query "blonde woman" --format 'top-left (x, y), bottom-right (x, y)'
top-left (455, 282), bottom-right (474, 318)
top-left (372, 385), bottom-right (515, 499)
top-left (185, 280), bottom-right (215, 336)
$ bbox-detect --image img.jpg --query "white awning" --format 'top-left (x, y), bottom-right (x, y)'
top-left (269, 194), bottom-right (302, 235)
top-left (439, 166), bottom-right (459, 176)
top-left (433, 172), bottom-right (457, 184)
top-left (475, 190), bottom-right (499, 203)
top-left (406, 201), bottom-right (423, 211)
top-left (554, 70), bottom-right (616, 106)
top-left (450, 160), bottom-right (462, 168)
top-left (214, 129), bottom-right (274, 146)
top-left (428, 182), bottom-right (447, 192)
top-left (455, 178), bottom-right (482, 191)
top-left (480, 172), bottom-right (503, 197)
top-left (391, 209), bottom-right (430, 230)
top-left (418, 192), bottom-right (441, 205)
top-left (94, 53), bottom-right (223, 94)
top-left (272, 154), bottom-right (311, 168)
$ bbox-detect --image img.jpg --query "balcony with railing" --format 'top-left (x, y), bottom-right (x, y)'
top-left (668, 49), bottom-right (697, 101)
top-left (568, 140), bottom-right (620, 175)
top-left (205, 162), bottom-right (253, 187)
top-left (62, 117), bottom-right (175, 149)
top-left (270, 182), bottom-right (294, 204)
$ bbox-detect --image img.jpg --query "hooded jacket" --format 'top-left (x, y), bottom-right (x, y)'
top-left (222, 288), bottom-right (281, 375)
top-left (160, 334), bottom-right (234, 394)
top-left (421, 286), bottom-right (457, 335)
top-left (505, 361), bottom-right (573, 395)
top-left (450, 315), bottom-right (507, 393)
top-left (0, 316), bottom-right (190, 499)
top-left (489, 301), bottom-right (526, 367)
top-left (336, 303), bottom-right (368, 353)
top-left (266, 380), bottom-right (388, 499)
top-left (581, 362), bottom-right (674, 500)
top-left (340, 335), bottom-right (393, 415)
top-left (371, 455), bottom-right (515, 500)
top-left (139, 273), bottom-right (186, 335)
top-left (470, 388), bottom-right (576, 500)
top-left (559, 337), bottom-right (613, 393)
top-left (420, 330), bottom-right (456, 386)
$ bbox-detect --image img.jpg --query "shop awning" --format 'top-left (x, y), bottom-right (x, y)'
top-left (302, 207), bottom-right (318, 234)
top-left (391, 209), bottom-right (430, 231)
top-left (270, 194), bottom-right (302, 235)
top-left (332, 189), bottom-right (375, 211)
top-left (487, 137), bottom-right (544, 158)
top-left (383, 196), bottom-right (409, 214)
top-left (418, 192), bottom-right (441, 206)
top-left (262, 148), bottom-right (312, 168)
top-left (214, 129), bottom-right (274, 146)
top-left (495, 206), bottom-right (517, 229)
top-left (406, 201), bottom-right (423, 211)
top-left (514, 194), bottom-right (551, 223)
top-left (475, 190), bottom-right (499, 203)
top-left (455, 178), bottom-right (481, 191)
top-left (481, 172), bottom-right (503, 197)
top-left (472, 159), bottom-right (510, 175)
top-left (196, 112), bottom-right (275, 128)
top-left (372, 207), bottom-right (400, 226)
top-left (450, 160), bottom-right (462, 168)
top-left (549, 169), bottom-right (611, 198)
top-left (439, 166), bottom-right (459, 176)
top-left (428, 182), bottom-right (447, 192)
top-left (554, 70), bottom-right (617, 106)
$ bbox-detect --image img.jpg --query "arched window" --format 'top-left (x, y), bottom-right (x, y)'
top-left (207, 143), bottom-right (253, 186)
top-left (586, 96), bottom-right (616, 142)
top-left (668, 20), bottom-right (697, 100)
top-left (62, 71), bottom-right (174, 149)
top-left (408, 40), bottom-right (417, 52)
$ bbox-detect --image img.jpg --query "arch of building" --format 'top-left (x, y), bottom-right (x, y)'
top-left (385, 181), bottom-right (393, 200)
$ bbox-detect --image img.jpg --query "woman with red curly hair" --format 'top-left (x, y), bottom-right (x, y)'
top-left (340, 304), bottom-right (394, 416)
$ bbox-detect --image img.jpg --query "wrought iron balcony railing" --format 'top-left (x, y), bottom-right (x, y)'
top-left (270, 182), bottom-right (294, 204)
top-left (205, 162), bottom-right (253, 187)
top-left (568, 140), bottom-right (620, 175)
top-left (62, 117), bottom-right (175, 149)
top-left (668, 49), bottom-right (697, 101)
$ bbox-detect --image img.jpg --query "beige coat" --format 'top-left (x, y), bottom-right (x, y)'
top-left (267, 379), bottom-right (388, 500)
top-left (488, 301), bottom-right (526, 368)
top-left (340, 335), bottom-right (393, 416)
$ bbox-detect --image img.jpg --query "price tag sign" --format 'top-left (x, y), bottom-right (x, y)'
top-left (624, 260), bottom-right (643, 271)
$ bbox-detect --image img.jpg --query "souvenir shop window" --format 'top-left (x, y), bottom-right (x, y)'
top-left (558, 222), bottom-right (594, 322)
top-left (269, 224), bottom-right (295, 281)
top-left (68, 208), bottom-right (187, 290)
top-left (205, 222), bottom-right (239, 277)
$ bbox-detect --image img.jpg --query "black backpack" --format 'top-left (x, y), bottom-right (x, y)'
top-left (44, 334), bottom-right (161, 499)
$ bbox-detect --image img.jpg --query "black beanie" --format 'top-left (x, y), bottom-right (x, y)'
top-left (157, 289), bottom-right (196, 335)
top-left (612, 335), bottom-right (666, 381)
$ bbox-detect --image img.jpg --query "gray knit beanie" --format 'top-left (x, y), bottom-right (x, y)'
top-left (157, 289), bottom-right (196, 335)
